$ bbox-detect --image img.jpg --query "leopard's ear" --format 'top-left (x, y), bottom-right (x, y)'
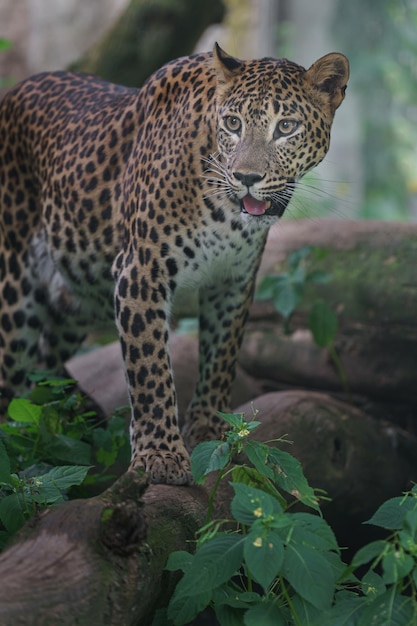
top-left (212, 42), bottom-right (243, 84)
top-left (304, 52), bottom-right (350, 112)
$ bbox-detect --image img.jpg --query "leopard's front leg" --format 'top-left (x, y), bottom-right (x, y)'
top-left (114, 253), bottom-right (192, 485)
top-left (182, 263), bottom-right (261, 450)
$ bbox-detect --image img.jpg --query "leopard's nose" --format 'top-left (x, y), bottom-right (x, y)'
top-left (233, 171), bottom-right (265, 187)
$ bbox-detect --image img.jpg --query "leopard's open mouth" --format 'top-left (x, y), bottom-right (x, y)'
top-left (239, 193), bottom-right (291, 218)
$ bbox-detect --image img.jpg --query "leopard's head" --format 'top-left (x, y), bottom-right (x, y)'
top-left (207, 43), bottom-right (349, 221)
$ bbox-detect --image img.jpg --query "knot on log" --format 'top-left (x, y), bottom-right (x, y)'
top-left (100, 502), bottom-right (147, 555)
top-left (100, 470), bottom-right (149, 555)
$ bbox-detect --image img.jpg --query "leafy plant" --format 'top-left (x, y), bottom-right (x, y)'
top-left (0, 374), bottom-right (130, 549)
top-left (159, 411), bottom-right (417, 626)
top-left (256, 245), bottom-right (331, 333)
top-left (0, 446), bottom-right (89, 550)
top-left (257, 246), bottom-right (348, 391)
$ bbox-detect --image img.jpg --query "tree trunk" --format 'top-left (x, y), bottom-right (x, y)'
top-left (69, 0), bottom-right (226, 86)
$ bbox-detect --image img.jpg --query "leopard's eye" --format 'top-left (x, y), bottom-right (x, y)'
top-left (274, 119), bottom-right (299, 139)
top-left (224, 115), bottom-right (242, 134)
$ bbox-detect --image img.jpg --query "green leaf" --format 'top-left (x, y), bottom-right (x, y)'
top-left (352, 540), bottom-right (387, 568)
top-left (365, 496), bottom-right (417, 530)
top-left (230, 482), bottom-right (282, 525)
top-left (244, 528), bottom-right (284, 591)
top-left (0, 439), bottom-right (12, 484)
top-left (256, 275), bottom-right (278, 301)
top-left (244, 599), bottom-right (287, 626)
top-left (231, 465), bottom-right (287, 509)
top-left (39, 465), bottom-right (90, 490)
top-left (38, 377), bottom-right (76, 388)
top-left (398, 530), bottom-right (415, 554)
top-left (176, 533), bottom-right (244, 595)
top-left (191, 440), bottom-right (227, 483)
top-left (7, 399), bottom-right (42, 422)
top-left (93, 427), bottom-right (114, 452)
top-left (28, 466), bottom-right (90, 505)
top-left (403, 508), bottom-right (417, 538)
top-left (0, 493), bottom-right (26, 533)
top-left (30, 482), bottom-right (63, 506)
top-left (308, 299), bottom-right (338, 348)
top-left (357, 588), bottom-right (415, 626)
top-left (290, 512), bottom-right (339, 552)
top-left (283, 543), bottom-right (335, 610)
top-left (218, 411), bottom-right (246, 429)
top-left (215, 604), bottom-right (246, 626)
top-left (266, 447), bottom-right (319, 510)
top-left (291, 595), bottom-right (322, 625)
top-left (212, 588), bottom-right (260, 609)
top-left (307, 269), bottom-right (332, 285)
top-left (288, 245), bottom-right (312, 268)
top-left (273, 278), bottom-right (299, 319)
top-left (46, 434), bottom-right (91, 465)
top-left (168, 588), bottom-right (212, 625)
top-left (165, 550), bottom-right (194, 573)
top-left (320, 593), bottom-right (365, 626)
top-left (382, 548), bottom-right (414, 585)
top-left (168, 533), bottom-right (244, 624)
top-left (322, 550), bottom-right (348, 582)
top-left (361, 569), bottom-right (386, 598)
top-left (290, 262), bottom-right (306, 287)
top-left (244, 440), bottom-right (274, 479)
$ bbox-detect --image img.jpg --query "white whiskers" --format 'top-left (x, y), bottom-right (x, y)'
top-left (200, 152), bottom-right (234, 203)
top-left (288, 178), bottom-right (356, 220)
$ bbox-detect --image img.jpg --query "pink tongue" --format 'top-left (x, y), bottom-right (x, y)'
top-left (242, 194), bottom-right (268, 216)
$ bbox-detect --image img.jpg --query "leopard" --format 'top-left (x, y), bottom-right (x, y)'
top-left (0, 43), bottom-right (349, 485)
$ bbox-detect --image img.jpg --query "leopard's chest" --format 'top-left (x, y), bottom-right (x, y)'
top-left (171, 214), bottom-right (267, 294)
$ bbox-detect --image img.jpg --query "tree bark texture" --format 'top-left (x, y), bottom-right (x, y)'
top-left (0, 472), bottom-right (207, 625)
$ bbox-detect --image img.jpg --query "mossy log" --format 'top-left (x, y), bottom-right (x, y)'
top-left (69, 0), bottom-right (226, 87)
top-left (257, 219), bottom-right (417, 329)
top-left (239, 219), bottom-right (417, 408)
top-left (1, 391), bottom-right (416, 624)
top-left (0, 471), bottom-right (207, 626)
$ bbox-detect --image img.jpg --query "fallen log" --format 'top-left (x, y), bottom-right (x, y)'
top-left (0, 471), bottom-right (207, 626)
top-left (238, 219), bottom-right (417, 409)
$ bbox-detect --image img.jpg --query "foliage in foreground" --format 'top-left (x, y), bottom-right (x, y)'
top-left (157, 412), bottom-right (417, 626)
top-left (0, 375), bottom-right (130, 549)
top-left (1, 377), bottom-right (417, 625)
top-left (256, 245), bottom-right (348, 392)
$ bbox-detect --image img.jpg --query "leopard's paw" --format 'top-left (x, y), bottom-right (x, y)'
top-left (129, 448), bottom-right (193, 485)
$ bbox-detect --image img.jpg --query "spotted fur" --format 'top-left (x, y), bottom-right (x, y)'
top-left (0, 45), bottom-right (349, 484)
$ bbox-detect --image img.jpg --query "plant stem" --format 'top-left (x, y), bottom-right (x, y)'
top-left (280, 575), bottom-right (302, 626)
top-left (205, 465), bottom-right (227, 525)
top-left (329, 344), bottom-right (349, 394)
